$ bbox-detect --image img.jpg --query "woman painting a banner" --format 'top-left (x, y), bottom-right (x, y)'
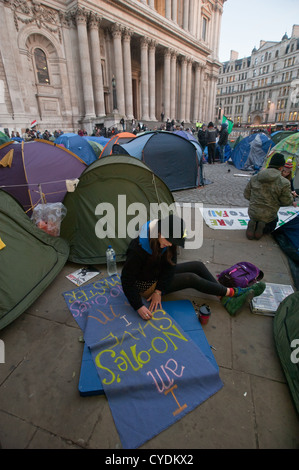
top-left (121, 214), bottom-right (265, 317)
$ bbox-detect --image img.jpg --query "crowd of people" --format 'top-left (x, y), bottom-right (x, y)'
top-left (5, 128), bottom-right (65, 142)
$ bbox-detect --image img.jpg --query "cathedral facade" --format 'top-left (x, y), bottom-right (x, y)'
top-left (0, 0), bottom-right (226, 134)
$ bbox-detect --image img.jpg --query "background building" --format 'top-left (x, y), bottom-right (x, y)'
top-left (216, 24), bottom-right (299, 129)
top-left (0, 0), bottom-right (226, 135)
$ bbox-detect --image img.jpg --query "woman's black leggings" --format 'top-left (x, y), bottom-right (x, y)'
top-left (164, 261), bottom-right (227, 297)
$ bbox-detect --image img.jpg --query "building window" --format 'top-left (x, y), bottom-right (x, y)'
top-left (34, 48), bottom-right (50, 85)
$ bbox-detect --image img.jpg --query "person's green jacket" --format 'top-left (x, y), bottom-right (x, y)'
top-left (244, 168), bottom-right (293, 223)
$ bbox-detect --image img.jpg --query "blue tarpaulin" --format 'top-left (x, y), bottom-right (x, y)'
top-left (231, 133), bottom-right (274, 170)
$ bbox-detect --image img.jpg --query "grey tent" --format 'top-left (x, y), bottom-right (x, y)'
top-left (0, 189), bottom-right (69, 329)
top-left (60, 155), bottom-right (176, 264)
top-left (112, 131), bottom-right (200, 190)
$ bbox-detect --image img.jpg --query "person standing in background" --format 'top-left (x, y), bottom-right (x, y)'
top-left (205, 122), bottom-right (217, 164)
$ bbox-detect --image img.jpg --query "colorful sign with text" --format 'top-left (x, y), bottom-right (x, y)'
top-left (201, 206), bottom-right (298, 230)
top-left (63, 275), bottom-right (223, 449)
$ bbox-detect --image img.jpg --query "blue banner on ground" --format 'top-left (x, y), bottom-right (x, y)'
top-left (63, 275), bottom-right (223, 449)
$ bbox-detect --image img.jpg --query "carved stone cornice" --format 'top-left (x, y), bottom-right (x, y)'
top-left (4, 0), bottom-right (62, 42)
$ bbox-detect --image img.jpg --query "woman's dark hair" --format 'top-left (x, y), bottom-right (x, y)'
top-left (149, 237), bottom-right (177, 265)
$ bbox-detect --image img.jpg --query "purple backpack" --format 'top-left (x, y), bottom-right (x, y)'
top-left (217, 261), bottom-right (264, 288)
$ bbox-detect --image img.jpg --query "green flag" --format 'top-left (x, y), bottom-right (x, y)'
top-left (222, 115), bottom-right (234, 134)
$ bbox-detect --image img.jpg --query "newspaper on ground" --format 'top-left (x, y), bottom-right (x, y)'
top-left (250, 283), bottom-right (294, 316)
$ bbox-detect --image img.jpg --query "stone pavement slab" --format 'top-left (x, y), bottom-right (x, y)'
top-left (0, 162), bottom-right (298, 449)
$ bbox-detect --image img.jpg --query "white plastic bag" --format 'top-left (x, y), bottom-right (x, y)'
top-left (32, 202), bottom-right (67, 237)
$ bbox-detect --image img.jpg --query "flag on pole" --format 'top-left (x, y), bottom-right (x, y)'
top-left (222, 115), bottom-right (234, 134)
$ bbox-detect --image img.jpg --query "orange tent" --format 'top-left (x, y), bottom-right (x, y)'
top-left (99, 132), bottom-right (136, 157)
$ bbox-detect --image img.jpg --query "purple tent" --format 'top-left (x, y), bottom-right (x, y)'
top-left (173, 129), bottom-right (197, 142)
top-left (0, 140), bottom-right (86, 214)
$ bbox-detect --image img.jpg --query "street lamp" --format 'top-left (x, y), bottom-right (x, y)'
top-left (112, 75), bottom-right (117, 112)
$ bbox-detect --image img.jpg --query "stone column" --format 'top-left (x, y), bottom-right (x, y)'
top-left (170, 51), bottom-right (177, 120)
top-left (89, 13), bottom-right (105, 117)
top-left (75, 8), bottom-right (96, 118)
top-left (163, 48), bottom-right (171, 119)
top-left (183, 0), bottom-right (189, 31)
top-left (172, 0), bottom-right (178, 23)
top-left (214, 4), bottom-right (223, 58)
top-left (140, 37), bottom-right (150, 121)
top-left (210, 74), bottom-right (218, 122)
top-left (148, 0), bottom-right (155, 8)
top-left (111, 23), bottom-right (126, 116)
top-left (196, 1), bottom-right (202, 39)
top-left (210, 5), bottom-right (217, 58)
top-left (185, 58), bottom-right (192, 122)
top-left (205, 73), bottom-right (212, 122)
top-left (180, 57), bottom-right (187, 122)
top-left (189, 0), bottom-right (195, 35)
top-left (198, 65), bottom-right (205, 120)
top-left (123, 29), bottom-right (134, 119)
top-left (165, 0), bottom-right (172, 20)
top-left (193, 62), bottom-right (201, 121)
top-left (148, 40), bottom-right (157, 120)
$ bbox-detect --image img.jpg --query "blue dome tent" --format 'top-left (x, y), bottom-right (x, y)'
top-left (55, 133), bottom-right (97, 165)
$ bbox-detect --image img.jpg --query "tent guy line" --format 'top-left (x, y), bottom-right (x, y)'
top-left (0, 178), bottom-right (77, 188)
top-left (0, 179), bottom-right (74, 188)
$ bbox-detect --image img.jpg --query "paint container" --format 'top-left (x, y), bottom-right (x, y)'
top-left (197, 304), bottom-right (211, 325)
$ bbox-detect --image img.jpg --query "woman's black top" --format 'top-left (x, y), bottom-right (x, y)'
top-left (121, 237), bottom-right (176, 310)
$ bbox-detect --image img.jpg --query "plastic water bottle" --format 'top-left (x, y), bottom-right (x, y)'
top-left (106, 245), bottom-right (117, 276)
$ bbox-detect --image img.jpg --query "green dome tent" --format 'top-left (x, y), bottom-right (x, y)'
top-left (60, 155), bottom-right (176, 264)
top-left (0, 131), bottom-right (10, 145)
top-left (270, 130), bottom-right (297, 145)
top-left (273, 291), bottom-right (299, 415)
top-left (0, 189), bottom-right (69, 329)
top-left (265, 133), bottom-right (299, 188)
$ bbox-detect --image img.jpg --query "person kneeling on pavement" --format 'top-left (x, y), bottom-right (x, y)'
top-left (244, 152), bottom-right (296, 240)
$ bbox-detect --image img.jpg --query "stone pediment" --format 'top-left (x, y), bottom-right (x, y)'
top-left (201, 0), bottom-right (212, 18)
